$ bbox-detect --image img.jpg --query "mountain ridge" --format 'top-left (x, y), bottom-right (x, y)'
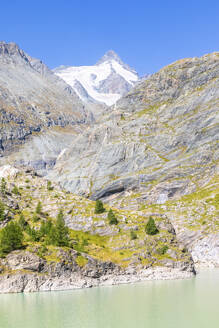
top-left (53, 50), bottom-right (139, 106)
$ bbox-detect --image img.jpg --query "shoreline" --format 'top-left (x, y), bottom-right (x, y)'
top-left (0, 267), bottom-right (195, 294)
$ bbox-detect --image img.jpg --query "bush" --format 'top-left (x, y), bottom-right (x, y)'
top-left (130, 230), bottom-right (137, 240)
top-left (145, 217), bottom-right (159, 235)
top-left (0, 201), bottom-right (5, 221)
top-left (47, 180), bottom-right (54, 191)
top-left (18, 213), bottom-right (27, 229)
top-left (36, 201), bottom-right (42, 215)
top-left (0, 221), bottom-right (23, 256)
top-left (94, 200), bottom-right (105, 214)
top-left (108, 209), bottom-right (118, 225)
top-left (0, 178), bottom-right (6, 194)
top-left (12, 185), bottom-right (20, 195)
top-left (157, 245), bottom-right (168, 255)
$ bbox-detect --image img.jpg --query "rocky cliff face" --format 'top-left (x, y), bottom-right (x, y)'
top-left (0, 42), bottom-right (94, 172)
top-left (49, 52), bottom-right (219, 201)
top-left (48, 53), bottom-right (219, 267)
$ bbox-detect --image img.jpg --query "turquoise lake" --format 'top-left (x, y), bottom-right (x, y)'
top-left (0, 269), bottom-right (218, 328)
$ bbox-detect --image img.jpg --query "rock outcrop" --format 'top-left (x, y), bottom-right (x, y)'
top-left (0, 167), bottom-right (195, 293)
top-left (49, 52), bottom-right (219, 202)
top-left (0, 42), bottom-right (93, 172)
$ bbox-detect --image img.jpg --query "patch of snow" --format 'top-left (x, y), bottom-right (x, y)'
top-left (54, 54), bottom-right (138, 106)
top-left (0, 165), bottom-right (19, 178)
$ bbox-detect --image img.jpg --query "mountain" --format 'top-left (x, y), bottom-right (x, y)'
top-left (0, 42), bottom-right (93, 173)
top-left (0, 43), bottom-right (218, 284)
top-left (0, 166), bottom-right (194, 293)
top-left (53, 50), bottom-right (139, 106)
top-left (48, 52), bottom-right (219, 266)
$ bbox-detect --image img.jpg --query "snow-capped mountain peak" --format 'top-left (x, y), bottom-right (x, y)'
top-left (97, 50), bottom-right (124, 64)
top-left (53, 51), bottom-right (138, 106)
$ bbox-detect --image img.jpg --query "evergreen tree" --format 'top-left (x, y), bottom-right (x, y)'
top-left (18, 213), bottom-right (27, 229)
top-left (0, 178), bottom-right (6, 194)
top-left (39, 220), bottom-right (53, 239)
top-left (130, 230), bottom-right (137, 240)
top-left (47, 180), bottom-right (54, 191)
top-left (36, 201), bottom-right (42, 215)
top-left (145, 217), bottom-right (159, 235)
top-left (94, 200), bottom-right (105, 214)
top-left (12, 185), bottom-right (20, 195)
top-left (0, 221), bottom-right (23, 256)
top-left (54, 210), bottom-right (70, 247)
top-left (0, 201), bottom-right (5, 221)
top-left (108, 209), bottom-right (118, 225)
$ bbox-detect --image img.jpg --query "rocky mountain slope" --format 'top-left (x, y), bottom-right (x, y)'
top-left (48, 52), bottom-right (219, 266)
top-left (0, 44), bottom-right (218, 288)
top-left (0, 42), bottom-right (94, 174)
top-left (49, 52), bottom-right (219, 200)
top-left (54, 50), bottom-right (138, 106)
top-left (0, 166), bottom-right (194, 293)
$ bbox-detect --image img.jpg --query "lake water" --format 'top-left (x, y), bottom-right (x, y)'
top-left (0, 270), bottom-right (218, 328)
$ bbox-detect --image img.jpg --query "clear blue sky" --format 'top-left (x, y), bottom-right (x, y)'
top-left (1, 0), bottom-right (219, 75)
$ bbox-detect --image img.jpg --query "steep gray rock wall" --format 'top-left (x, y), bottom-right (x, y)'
top-left (0, 42), bottom-right (93, 157)
top-left (48, 53), bottom-right (219, 203)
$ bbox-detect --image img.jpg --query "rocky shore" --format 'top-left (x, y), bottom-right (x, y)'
top-left (0, 250), bottom-right (195, 294)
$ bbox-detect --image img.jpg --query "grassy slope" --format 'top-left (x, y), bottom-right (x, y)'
top-left (0, 170), bottom-right (191, 270)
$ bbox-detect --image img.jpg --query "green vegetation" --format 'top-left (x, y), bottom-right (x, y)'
top-left (47, 180), bottom-right (54, 191)
top-left (18, 213), bottom-right (27, 229)
top-left (0, 171), bottom-right (191, 269)
top-left (130, 230), bottom-right (137, 240)
top-left (94, 199), bottom-right (105, 214)
top-left (76, 255), bottom-right (88, 267)
top-left (51, 209), bottom-right (70, 247)
top-left (12, 185), bottom-right (20, 195)
top-left (145, 217), bottom-right (159, 235)
top-left (0, 201), bottom-right (5, 221)
top-left (0, 178), bottom-right (6, 194)
top-left (157, 245), bottom-right (168, 255)
top-left (0, 222), bottom-right (23, 256)
top-left (108, 209), bottom-right (118, 225)
top-left (36, 201), bottom-right (42, 215)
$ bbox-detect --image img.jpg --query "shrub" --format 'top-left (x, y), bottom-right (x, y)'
top-left (157, 245), bottom-right (168, 255)
top-left (47, 180), bottom-right (54, 191)
top-left (130, 230), bottom-right (137, 240)
top-left (0, 178), bottom-right (6, 194)
top-left (0, 201), bottom-right (5, 221)
top-left (94, 200), bottom-right (105, 214)
top-left (145, 217), bottom-right (159, 235)
top-left (12, 185), bottom-right (20, 195)
top-left (18, 213), bottom-right (27, 229)
top-left (108, 209), bottom-right (118, 225)
top-left (0, 222), bottom-right (23, 256)
top-left (36, 201), bottom-right (42, 215)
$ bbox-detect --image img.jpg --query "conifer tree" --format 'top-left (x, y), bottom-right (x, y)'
top-left (36, 201), bottom-right (42, 215)
top-left (18, 213), bottom-right (27, 229)
top-left (94, 200), bottom-right (105, 214)
top-left (1, 178), bottom-right (6, 194)
top-left (145, 217), bottom-right (159, 235)
top-left (12, 185), bottom-right (20, 195)
top-left (108, 209), bottom-right (118, 225)
top-left (0, 222), bottom-right (23, 256)
top-left (54, 209), bottom-right (70, 247)
top-left (0, 201), bottom-right (5, 221)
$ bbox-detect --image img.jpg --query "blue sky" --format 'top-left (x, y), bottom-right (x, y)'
top-left (1, 0), bottom-right (219, 75)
